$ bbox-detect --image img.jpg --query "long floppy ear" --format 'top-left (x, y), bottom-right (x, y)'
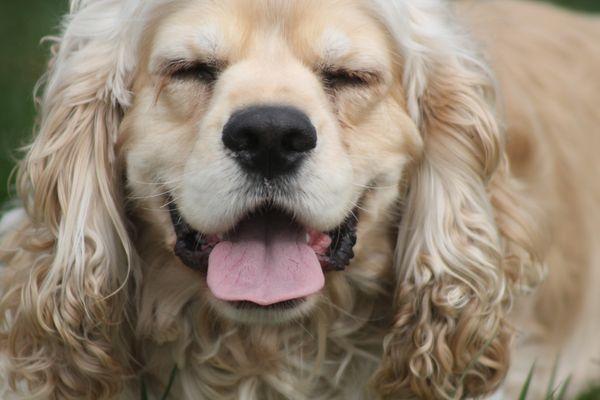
top-left (370, 2), bottom-right (545, 398)
top-left (0, 1), bottom-right (149, 398)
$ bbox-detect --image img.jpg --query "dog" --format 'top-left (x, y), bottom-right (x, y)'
top-left (1, 0), bottom-right (599, 398)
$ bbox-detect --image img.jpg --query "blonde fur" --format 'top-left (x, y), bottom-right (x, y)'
top-left (0, 1), bottom-right (598, 399)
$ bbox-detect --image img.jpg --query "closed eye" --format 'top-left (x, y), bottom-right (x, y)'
top-left (321, 68), bottom-right (378, 89)
top-left (163, 60), bottom-right (222, 84)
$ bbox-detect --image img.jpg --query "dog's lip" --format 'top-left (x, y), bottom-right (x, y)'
top-left (230, 298), bottom-right (306, 311)
top-left (167, 199), bottom-right (358, 275)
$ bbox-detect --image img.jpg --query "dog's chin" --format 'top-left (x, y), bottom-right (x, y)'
top-left (208, 295), bottom-right (321, 325)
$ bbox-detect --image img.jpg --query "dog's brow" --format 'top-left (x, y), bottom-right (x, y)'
top-left (319, 28), bottom-right (352, 63)
top-left (150, 25), bottom-right (223, 74)
top-left (195, 25), bottom-right (222, 55)
top-left (316, 28), bottom-right (387, 77)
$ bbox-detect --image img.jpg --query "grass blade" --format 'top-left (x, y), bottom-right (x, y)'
top-left (519, 363), bottom-right (537, 400)
top-left (160, 366), bottom-right (178, 400)
top-left (546, 357), bottom-right (560, 399)
top-left (556, 376), bottom-right (572, 400)
top-left (140, 375), bottom-right (148, 400)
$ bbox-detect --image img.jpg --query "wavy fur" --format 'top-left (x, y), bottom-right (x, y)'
top-left (370, 2), bottom-right (544, 398)
top-left (1, 0), bottom-right (597, 399)
top-left (0, 1), bottom-right (156, 397)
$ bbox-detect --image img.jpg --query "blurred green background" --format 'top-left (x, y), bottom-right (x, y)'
top-left (0, 0), bottom-right (599, 203)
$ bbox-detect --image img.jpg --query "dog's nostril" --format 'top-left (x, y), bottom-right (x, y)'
top-left (282, 127), bottom-right (317, 153)
top-left (225, 127), bottom-right (261, 152)
top-left (222, 105), bottom-right (317, 177)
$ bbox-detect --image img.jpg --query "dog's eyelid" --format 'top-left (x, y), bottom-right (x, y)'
top-left (320, 67), bottom-right (381, 88)
top-left (158, 58), bottom-right (225, 83)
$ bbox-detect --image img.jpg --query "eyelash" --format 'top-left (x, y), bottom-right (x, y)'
top-left (169, 61), bottom-right (221, 84)
top-left (321, 69), bottom-right (372, 89)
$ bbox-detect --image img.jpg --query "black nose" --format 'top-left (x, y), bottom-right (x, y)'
top-left (222, 105), bottom-right (317, 178)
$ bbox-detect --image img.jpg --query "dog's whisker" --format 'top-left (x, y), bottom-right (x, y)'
top-left (319, 297), bottom-right (386, 323)
top-left (294, 320), bottom-right (316, 340)
top-left (351, 182), bottom-right (398, 190)
top-left (127, 189), bottom-right (174, 200)
top-left (347, 201), bottom-right (371, 216)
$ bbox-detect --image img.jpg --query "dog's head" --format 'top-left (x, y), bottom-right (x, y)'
top-left (122, 0), bottom-right (420, 324)
top-left (3, 0), bottom-right (544, 398)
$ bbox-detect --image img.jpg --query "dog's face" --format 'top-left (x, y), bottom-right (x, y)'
top-left (122, 0), bottom-right (421, 323)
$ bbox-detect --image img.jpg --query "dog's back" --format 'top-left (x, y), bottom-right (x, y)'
top-left (460, 0), bottom-right (600, 396)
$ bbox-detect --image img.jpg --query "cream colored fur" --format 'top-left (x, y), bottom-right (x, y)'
top-left (0, 1), bottom-right (598, 399)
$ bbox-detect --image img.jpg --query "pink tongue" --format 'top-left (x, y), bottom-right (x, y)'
top-left (207, 212), bottom-right (325, 306)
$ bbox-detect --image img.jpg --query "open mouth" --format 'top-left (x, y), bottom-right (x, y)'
top-left (168, 201), bottom-right (357, 307)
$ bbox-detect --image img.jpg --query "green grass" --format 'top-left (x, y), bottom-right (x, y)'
top-left (578, 387), bottom-right (600, 400)
top-left (518, 362), bottom-right (600, 400)
top-left (545, 0), bottom-right (600, 11)
top-left (0, 1), bottom-right (599, 398)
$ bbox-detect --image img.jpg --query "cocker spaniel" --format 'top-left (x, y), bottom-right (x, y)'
top-left (1, 0), bottom-right (599, 399)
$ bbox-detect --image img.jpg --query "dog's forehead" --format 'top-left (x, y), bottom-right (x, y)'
top-left (149, 0), bottom-right (391, 70)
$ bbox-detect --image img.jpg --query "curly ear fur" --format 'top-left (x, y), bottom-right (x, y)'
top-left (370, 1), bottom-right (545, 398)
top-left (0, 1), bottom-right (161, 398)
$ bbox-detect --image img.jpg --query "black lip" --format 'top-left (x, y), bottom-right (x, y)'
top-left (168, 200), bottom-right (358, 272)
top-left (231, 299), bottom-right (306, 310)
top-left (321, 214), bottom-right (358, 271)
top-left (168, 201), bottom-right (212, 271)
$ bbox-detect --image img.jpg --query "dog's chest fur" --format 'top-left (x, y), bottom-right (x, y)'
top-left (139, 297), bottom-right (389, 399)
